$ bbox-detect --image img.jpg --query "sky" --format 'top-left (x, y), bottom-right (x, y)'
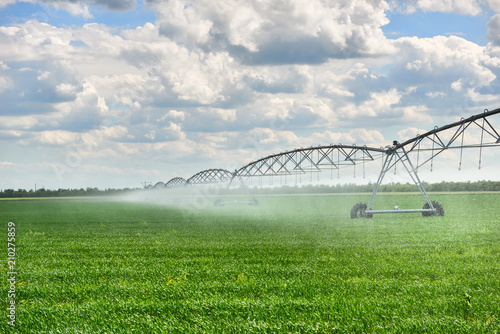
top-left (1, 0), bottom-right (500, 190)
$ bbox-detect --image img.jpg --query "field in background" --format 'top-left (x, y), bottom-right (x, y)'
top-left (1, 193), bottom-right (499, 333)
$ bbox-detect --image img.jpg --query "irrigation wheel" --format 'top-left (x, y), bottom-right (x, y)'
top-left (422, 201), bottom-right (444, 217)
top-left (350, 203), bottom-right (373, 219)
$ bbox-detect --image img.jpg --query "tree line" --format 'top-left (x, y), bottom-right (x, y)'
top-left (0, 187), bottom-right (139, 198)
top-left (246, 180), bottom-right (500, 195)
top-left (2, 180), bottom-right (500, 198)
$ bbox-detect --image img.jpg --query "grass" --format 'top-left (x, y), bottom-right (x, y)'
top-left (1, 193), bottom-right (500, 333)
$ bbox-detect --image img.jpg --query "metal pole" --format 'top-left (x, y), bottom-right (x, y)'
top-left (395, 148), bottom-right (434, 210)
top-left (366, 146), bottom-right (435, 215)
top-left (367, 151), bottom-right (394, 211)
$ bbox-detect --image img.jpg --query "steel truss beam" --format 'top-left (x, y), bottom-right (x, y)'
top-left (165, 177), bottom-right (187, 188)
top-left (150, 107), bottom-right (500, 218)
top-left (233, 108), bottom-right (500, 217)
top-left (236, 144), bottom-right (383, 178)
top-left (361, 108), bottom-right (500, 217)
top-left (154, 182), bottom-right (165, 189)
top-left (397, 108), bottom-right (500, 171)
top-left (366, 146), bottom-right (436, 215)
top-left (186, 169), bottom-right (234, 185)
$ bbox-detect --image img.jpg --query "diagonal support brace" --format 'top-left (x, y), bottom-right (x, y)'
top-left (366, 146), bottom-right (436, 215)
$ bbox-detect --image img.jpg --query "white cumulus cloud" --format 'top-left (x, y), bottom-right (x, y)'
top-left (149, 0), bottom-right (395, 64)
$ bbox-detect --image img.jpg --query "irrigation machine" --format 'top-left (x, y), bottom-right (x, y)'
top-left (151, 108), bottom-right (500, 218)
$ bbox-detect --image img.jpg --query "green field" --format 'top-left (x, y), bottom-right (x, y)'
top-left (1, 193), bottom-right (500, 333)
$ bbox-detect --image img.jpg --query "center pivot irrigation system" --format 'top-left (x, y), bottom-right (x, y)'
top-left (150, 108), bottom-right (500, 218)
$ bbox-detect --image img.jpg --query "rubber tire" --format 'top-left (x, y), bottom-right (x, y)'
top-left (350, 202), bottom-right (373, 219)
top-left (422, 201), bottom-right (444, 217)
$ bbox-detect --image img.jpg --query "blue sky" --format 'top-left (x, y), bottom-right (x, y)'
top-left (383, 11), bottom-right (492, 45)
top-left (0, 1), bottom-right (156, 28)
top-left (1, 0), bottom-right (500, 190)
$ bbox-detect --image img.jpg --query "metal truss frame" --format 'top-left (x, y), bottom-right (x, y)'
top-left (233, 108), bottom-right (500, 216)
top-left (186, 169), bottom-right (234, 185)
top-left (366, 146), bottom-right (436, 215)
top-left (165, 177), bottom-right (187, 188)
top-left (364, 108), bottom-right (500, 216)
top-left (236, 145), bottom-right (383, 178)
top-left (150, 107), bottom-right (500, 217)
top-left (153, 182), bottom-right (165, 189)
top-left (398, 108), bottom-right (500, 171)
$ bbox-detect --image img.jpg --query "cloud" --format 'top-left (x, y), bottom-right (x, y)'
top-left (243, 65), bottom-right (313, 94)
top-left (164, 52), bottom-right (235, 104)
top-left (0, 73), bottom-right (13, 94)
top-left (46, 1), bottom-right (92, 18)
top-left (14, 0), bottom-right (137, 15)
top-left (488, 0), bottom-right (500, 11)
top-left (397, 127), bottom-right (428, 141)
top-left (148, 0), bottom-right (395, 65)
top-left (0, 0), bottom-right (16, 8)
top-left (31, 130), bottom-right (81, 146)
top-left (0, 116), bottom-right (39, 130)
top-left (389, 0), bottom-right (499, 15)
top-left (334, 62), bottom-right (390, 102)
top-left (338, 88), bottom-right (402, 119)
top-left (0, 61), bottom-right (84, 116)
top-left (416, 0), bottom-right (482, 15)
top-left (0, 0), bottom-right (92, 18)
top-left (393, 36), bottom-right (493, 86)
top-left (124, 121), bottom-right (186, 143)
top-left (2, 2), bottom-right (500, 189)
top-left (241, 128), bottom-right (298, 147)
top-left (309, 128), bottom-right (386, 146)
top-left (0, 21), bottom-right (74, 62)
top-left (93, 0), bottom-right (136, 11)
top-left (118, 23), bottom-right (242, 106)
top-left (487, 14), bottom-right (500, 46)
top-left (181, 107), bottom-right (237, 132)
top-left (0, 79), bottom-right (107, 137)
top-left (157, 110), bottom-right (185, 122)
top-left (388, 35), bottom-right (497, 109)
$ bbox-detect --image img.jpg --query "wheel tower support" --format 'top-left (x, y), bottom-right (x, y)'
top-left (363, 143), bottom-right (438, 216)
